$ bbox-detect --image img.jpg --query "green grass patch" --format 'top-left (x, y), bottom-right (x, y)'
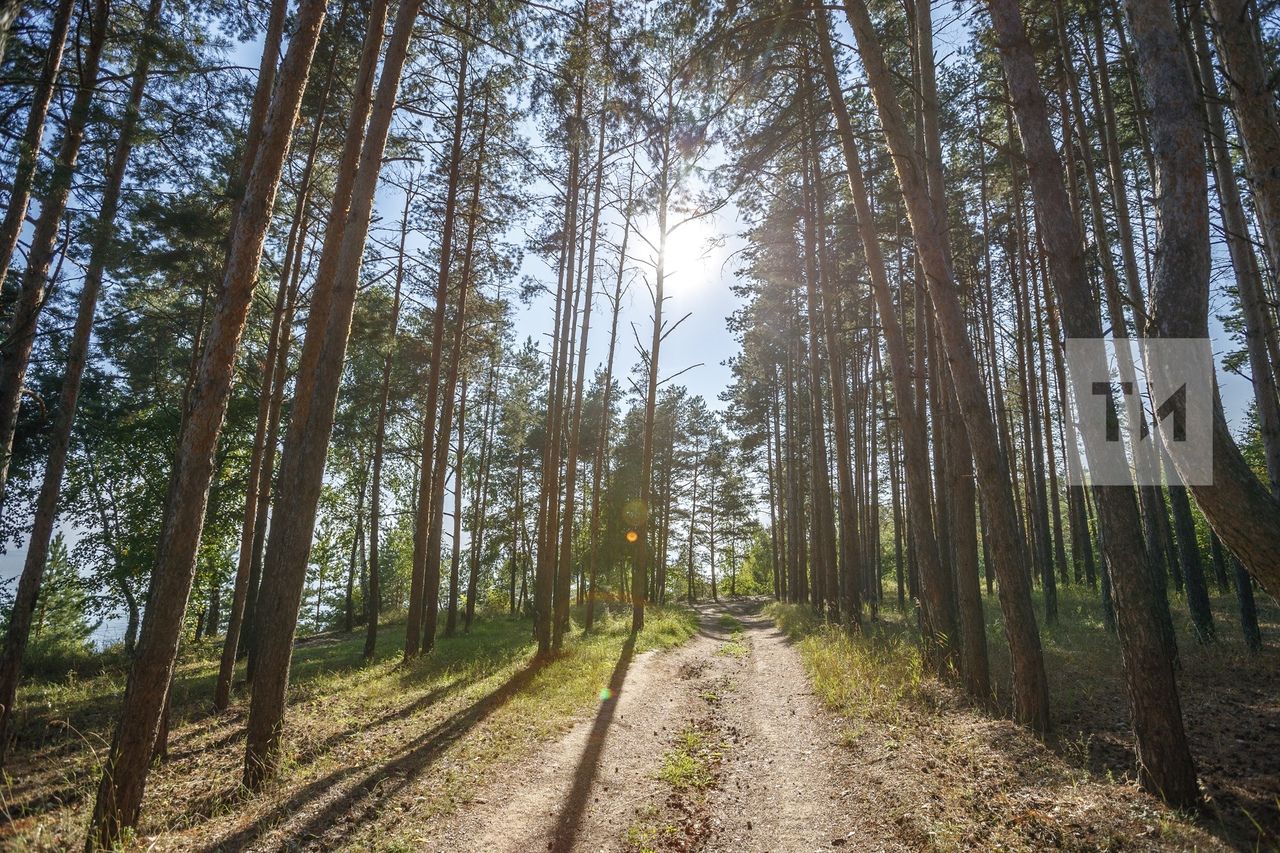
top-left (768, 601), bottom-right (925, 723)
top-left (658, 726), bottom-right (718, 791)
top-left (714, 615), bottom-right (750, 658)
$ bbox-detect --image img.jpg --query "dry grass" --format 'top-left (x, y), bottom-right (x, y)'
top-left (0, 605), bottom-right (698, 851)
top-left (770, 583), bottom-right (1280, 851)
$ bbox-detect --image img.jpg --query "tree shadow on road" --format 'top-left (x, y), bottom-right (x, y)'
top-left (546, 632), bottom-right (638, 852)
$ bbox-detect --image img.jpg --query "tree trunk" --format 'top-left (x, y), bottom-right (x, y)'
top-left (1207, 0), bottom-right (1280, 282)
top-left (0, 0), bottom-right (160, 766)
top-left (405, 34), bottom-right (470, 659)
top-left (422, 92), bottom-right (489, 653)
top-left (987, 0), bottom-right (1198, 803)
top-left (364, 180), bottom-right (414, 657)
top-left (1192, 9), bottom-right (1280, 496)
top-left (585, 163), bottom-right (634, 630)
top-left (465, 358), bottom-right (497, 632)
top-left (839, 0), bottom-right (1049, 730)
top-left (242, 0), bottom-right (420, 790)
top-left (0, 0), bottom-right (73, 301)
top-left (1129, 0), bottom-right (1280, 601)
top-left (814, 7), bottom-right (957, 674)
top-left (0, 0), bottom-right (109, 509)
top-left (445, 380), bottom-right (466, 637)
top-left (85, 2), bottom-right (328, 845)
top-left (218, 0), bottom-right (345, 706)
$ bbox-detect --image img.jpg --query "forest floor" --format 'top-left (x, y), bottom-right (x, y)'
top-left (1, 587), bottom-right (1276, 851)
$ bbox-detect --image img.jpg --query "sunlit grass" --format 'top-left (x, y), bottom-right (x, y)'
top-left (2, 604), bottom-right (699, 850)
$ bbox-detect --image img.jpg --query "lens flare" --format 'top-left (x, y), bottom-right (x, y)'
top-left (625, 530), bottom-right (638, 543)
top-left (599, 687), bottom-right (612, 701)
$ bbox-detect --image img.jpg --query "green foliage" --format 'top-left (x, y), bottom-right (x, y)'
top-left (17, 535), bottom-right (104, 679)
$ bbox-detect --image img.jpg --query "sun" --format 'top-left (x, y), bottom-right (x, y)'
top-left (656, 215), bottom-right (721, 287)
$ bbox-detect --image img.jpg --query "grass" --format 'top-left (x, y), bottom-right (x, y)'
top-left (1, 603), bottom-right (698, 851)
top-left (658, 726), bottom-right (718, 791)
top-left (714, 614), bottom-right (750, 658)
top-left (768, 583), bottom-right (1280, 851)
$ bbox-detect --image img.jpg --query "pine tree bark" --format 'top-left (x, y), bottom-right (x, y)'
top-left (555, 76), bottom-right (607, 648)
top-left (1207, 0), bottom-right (1280, 282)
top-left (445, 380), bottom-right (467, 637)
top-left (422, 94), bottom-right (488, 653)
top-left (365, 180), bottom-right (414, 656)
top-left (0, 0), bottom-right (159, 768)
top-left (0, 0), bottom-right (109, 509)
top-left (1128, 0), bottom-right (1280, 599)
top-left (987, 0), bottom-right (1199, 803)
top-left (85, 1), bottom-right (328, 845)
top-left (1192, 9), bottom-right (1280, 496)
top-left (585, 163), bottom-right (633, 630)
top-left (813, 7), bottom-right (956, 671)
top-left (0, 0), bottom-right (73, 299)
top-left (841, 0), bottom-right (1049, 728)
top-left (219, 0), bottom-right (345, 706)
top-left (405, 34), bottom-right (469, 659)
top-left (242, 0), bottom-right (421, 789)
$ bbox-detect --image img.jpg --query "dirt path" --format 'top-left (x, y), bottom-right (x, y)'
top-left (433, 600), bottom-right (893, 852)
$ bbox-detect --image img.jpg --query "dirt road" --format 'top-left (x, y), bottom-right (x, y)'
top-left (433, 600), bottom-right (897, 852)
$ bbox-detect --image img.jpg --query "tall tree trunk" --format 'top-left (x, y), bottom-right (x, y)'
top-left (0, 0), bottom-right (73, 299)
top-left (799, 119), bottom-right (840, 620)
top-left (838, 0), bottom-right (1050, 730)
top-left (0, 0), bottom-right (110, 509)
top-left (465, 357), bottom-right (498, 631)
top-left (585, 163), bottom-right (633, 630)
top-left (1129, 0), bottom-right (1280, 600)
top-left (0, 0), bottom-right (160, 766)
top-left (405, 34), bottom-right (470, 659)
top-left (1207, 0), bottom-right (1280, 282)
top-left (422, 92), bottom-right (488, 653)
top-left (633, 134), bottom-right (671, 634)
top-left (445, 379), bottom-right (466, 637)
top-left (219, 0), bottom-right (346, 705)
top-left (85, 2), bottom-right (329, 845)
top-left (242, 0), bottom-right (421, 789)
top-left (365, 179), bottom-right (414, 657)
top-left (814, 7), bottom-right (958, 676)
top-left (1192, 9), bottom-right (1280, 496)
top-left (987, 0), bottom-right (1199, 804)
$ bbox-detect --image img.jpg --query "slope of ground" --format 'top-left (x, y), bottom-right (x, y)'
top-left (774, 584), bottom-right (1280, 851)
top-left (0, 606), bottom-right (697, 850)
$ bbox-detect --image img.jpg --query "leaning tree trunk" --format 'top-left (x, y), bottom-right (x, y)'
top-left (813, 7), bottom-right (956, 668)
top-left (987, 0), bottom-right (1199, 805)
top-left (1207, 0), bottom-right (1280, 284)
top-left (0, 0), bottom-right (160, 769)
top-left (1192, 9), bottom-right (1280, 496)
top-left (217, 0), bottom-right (345, 707)
top-left (243, 0), bottom-right (421, 790)
top-left (85, 2), bottom-right (329, 846)
top-left (1127, 0), bottom-right (1280, 600)
top-left (0, 0), bottom-right (110, 511)
top-left (839, 0), bottom-right (1049, 732)
top-left (0, 0), bottom-right (73, 300)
